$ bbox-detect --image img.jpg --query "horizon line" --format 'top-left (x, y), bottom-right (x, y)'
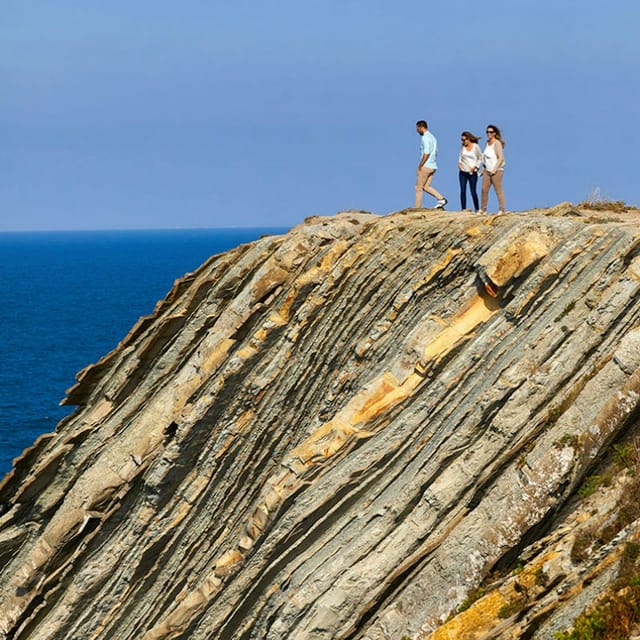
top-left (0, 224), bottom-right (292, 235)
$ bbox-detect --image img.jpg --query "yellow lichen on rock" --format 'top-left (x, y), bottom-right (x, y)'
top-left (428, 590), bottom-right (509, 640)
top-left (425, 560), bottom-right (550, 640)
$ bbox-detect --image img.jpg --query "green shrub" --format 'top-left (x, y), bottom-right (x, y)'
top-left (457, 587), bottom-right (485, 613)
top-left (497, 601), bottom-right (522, 619)
top-left (613, 443), bottom-right (635, 469)
top-left (578, 475), bottom-right (602, 499)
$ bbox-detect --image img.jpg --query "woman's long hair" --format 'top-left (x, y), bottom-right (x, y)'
top-left (461, 131), bottom-right (480, 144)
top-left (487, 124), bottom-right (506, 147)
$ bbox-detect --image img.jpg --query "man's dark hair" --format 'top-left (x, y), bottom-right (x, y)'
top-left (416, 120), bottom-right (428, 128)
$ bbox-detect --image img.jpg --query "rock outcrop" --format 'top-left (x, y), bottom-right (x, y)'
top-left (2, 204), bottom-right (640, 639)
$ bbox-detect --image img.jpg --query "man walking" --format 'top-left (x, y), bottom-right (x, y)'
top-left (415, 120), bottom-right (447, 209)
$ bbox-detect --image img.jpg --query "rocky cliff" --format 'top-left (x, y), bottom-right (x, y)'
top-left (2, 204), bottom-right (640, 639)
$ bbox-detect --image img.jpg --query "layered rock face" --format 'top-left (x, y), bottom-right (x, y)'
top-left (2, 204), bottom-right (640, 639)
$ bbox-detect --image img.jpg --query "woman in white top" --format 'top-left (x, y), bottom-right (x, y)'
top-left (458, 131), bottom-right (483, 211)
top-left (480, 124), bottom-right (506, 214)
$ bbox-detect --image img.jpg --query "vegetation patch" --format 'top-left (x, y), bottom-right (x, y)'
top-left (571, 528), bottom-right (598, 563)
top-left (605, 438), bottom-right (640, 536)
top-left (577, 188), bottom-right (636, 212)
top-left (613, 442), bottom-right (637, 472)
top-left (554, 433), bottom-right (581, 450)
top-left (457, 586), bottom-right (486, 613)
top-left (555, 542), bottom-right (640, 639)
top-left (577, 199), bottom-right (630, 213)
top-left (535, 566), bottom-right (548, 586)
top-left (497, 600), bottom-right (524, 619)
top-left (563, 435), bottom-right (640, 638)
top-left (578, 475), bottom-right (603, 499)
top-left (554, 607), bottom-right (607, 639)
top-left (555, 300), bottom-right (577, 322)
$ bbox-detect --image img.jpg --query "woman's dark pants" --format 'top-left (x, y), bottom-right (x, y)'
top-left (459, 171), bottom-right (479, 211)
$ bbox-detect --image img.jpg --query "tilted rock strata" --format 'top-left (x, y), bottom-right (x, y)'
top-left (1, 204), bottom-right (640, 639)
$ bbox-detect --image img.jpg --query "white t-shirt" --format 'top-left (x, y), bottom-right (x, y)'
top-left (483, 142), bottom-right (505, 172)
top-left (459, 144), bottom-right (481, 172)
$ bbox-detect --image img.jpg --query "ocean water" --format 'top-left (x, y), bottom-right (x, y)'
top-left (0, 227), bottom-right (286, 477)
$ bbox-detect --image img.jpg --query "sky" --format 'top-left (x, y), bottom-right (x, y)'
top-left (1, 0), bottom-right (639, 231)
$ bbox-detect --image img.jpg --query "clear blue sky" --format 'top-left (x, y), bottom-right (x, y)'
top-left (1, 0), bottom-right (638, 230)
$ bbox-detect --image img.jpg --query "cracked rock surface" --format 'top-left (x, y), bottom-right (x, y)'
top-left (2, 204), bottom-right (640, 639)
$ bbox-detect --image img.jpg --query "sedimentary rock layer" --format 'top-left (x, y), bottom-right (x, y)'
top-left (1, 204), bottom-right (640, 639)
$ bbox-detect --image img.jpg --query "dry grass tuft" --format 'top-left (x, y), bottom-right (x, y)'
top-left (577, 186), bottom-right (636, 213)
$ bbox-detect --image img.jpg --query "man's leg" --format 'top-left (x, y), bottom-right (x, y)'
top-left (415, 167), bottom-right (436, 207)
top-left (423, 169), bottom-right (443, 201)
top-left (415, 168), bottom-right (426, 207)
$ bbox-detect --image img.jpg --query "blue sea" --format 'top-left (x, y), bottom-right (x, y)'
top-left (0, 227), bottom-right (286, 477)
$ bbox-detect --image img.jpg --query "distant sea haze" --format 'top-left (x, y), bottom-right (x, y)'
top-left (0, 227), bottom-right (287, 476)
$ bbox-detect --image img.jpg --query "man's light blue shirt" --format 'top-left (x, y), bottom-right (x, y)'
top-left (419, 131), bottom-right (438, 169)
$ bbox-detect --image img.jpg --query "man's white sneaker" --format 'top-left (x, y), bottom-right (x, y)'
top-left (434, 198), bottom-right (448, 210)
